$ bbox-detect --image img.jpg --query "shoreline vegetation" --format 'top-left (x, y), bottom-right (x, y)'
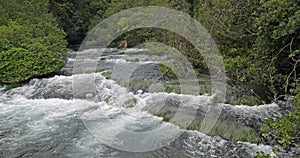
top-left (0, 0), bottom-right (299, 156)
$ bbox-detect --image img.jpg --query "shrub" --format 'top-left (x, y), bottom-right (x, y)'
top-left (0, 0), bottom-right (67, 83)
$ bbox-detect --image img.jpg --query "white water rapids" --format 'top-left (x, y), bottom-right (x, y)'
top-left (0, 49), bottom-right (283, 157)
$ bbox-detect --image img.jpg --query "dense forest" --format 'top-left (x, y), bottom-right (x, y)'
top-left (0, 0), bottom-right (299, 156)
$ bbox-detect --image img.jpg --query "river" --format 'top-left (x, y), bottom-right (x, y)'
top-left (0, 48), bottom-right (294, 157)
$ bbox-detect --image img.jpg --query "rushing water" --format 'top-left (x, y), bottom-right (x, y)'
top-left (0, 49), bottom-right (291, 157)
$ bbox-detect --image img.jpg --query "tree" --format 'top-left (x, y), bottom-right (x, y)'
top-left (49, 0), bottom-right (111, 45)
top-left (253, 0), bottom-right (300, 96)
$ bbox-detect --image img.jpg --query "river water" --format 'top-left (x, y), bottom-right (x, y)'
top-left (0, 49), bottom-right (292, 157)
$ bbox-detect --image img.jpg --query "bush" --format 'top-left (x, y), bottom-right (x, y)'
top-left (0, 0), bottom-right (67, 83)
top-left (0, 22), bottom-right (67, 83)
top-left (260, 88), bottom-right (300, 149)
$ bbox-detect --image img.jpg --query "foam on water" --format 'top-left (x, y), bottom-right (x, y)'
top-left (0, 49), bottom-right (284, 157)
top-left (0, 96), bottom-right (276, 157)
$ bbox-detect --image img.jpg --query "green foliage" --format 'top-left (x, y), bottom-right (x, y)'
top-left (158, 65), bottom-right (176, 78)
top-left (104, 95), bottom-right (112, 103)
top-left (255, 0), bottom-right (300, 149)
top-left (192, 0), bottom-right (300, 99)
top-left (165, 85), bottom-right (181, 94)
top-left (0, 0), bottom-right (67, 83)
top-left (100, 0), bottom-right (190, 20)
top-left (240, 96), bottom-right (262, 106)
top-left (212, 94), bottom-right (223, 104)
top-left (151, 111), bottom-right (171, 122)
top-left (124, 98), bottom-right (137, 108)
top-left (294, 91), bottom-right (300, 110)
top-left (48, 0), bottom-right (299, 100)
top-left (255, 151), bottom-right (271, 158)
top-left (50, 0), bottom-right (191, 45)
top-left (1, 0), bottom-right (299, 152)
top-left (252, 0), bottom-right (300, 95)
top-left (2, 83), bottom-right (22, 92)
top-left (261, 109), bottom-right (300, 148)
top-left (152, 109), bottom-right (260, 143)
top-left (193, 0), bottom-right (258, 57)
top-left (224, 56), bottom-right (252, 82)
top-left (101, 71), bottom-right (112, 79)
top-left (192, 0), bottom-right (265, 86)
top-left (50, 0), bottom-right (111, 44)
top-left (96, 68), bottom-right (108, 73)
top-left (228, 96), bottom-right (262, 106)
top-left (189, 120), bottom-right (260, 143)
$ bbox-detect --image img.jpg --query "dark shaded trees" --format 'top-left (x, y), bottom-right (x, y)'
top-left (49, 0), bottom-right (111, 45)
